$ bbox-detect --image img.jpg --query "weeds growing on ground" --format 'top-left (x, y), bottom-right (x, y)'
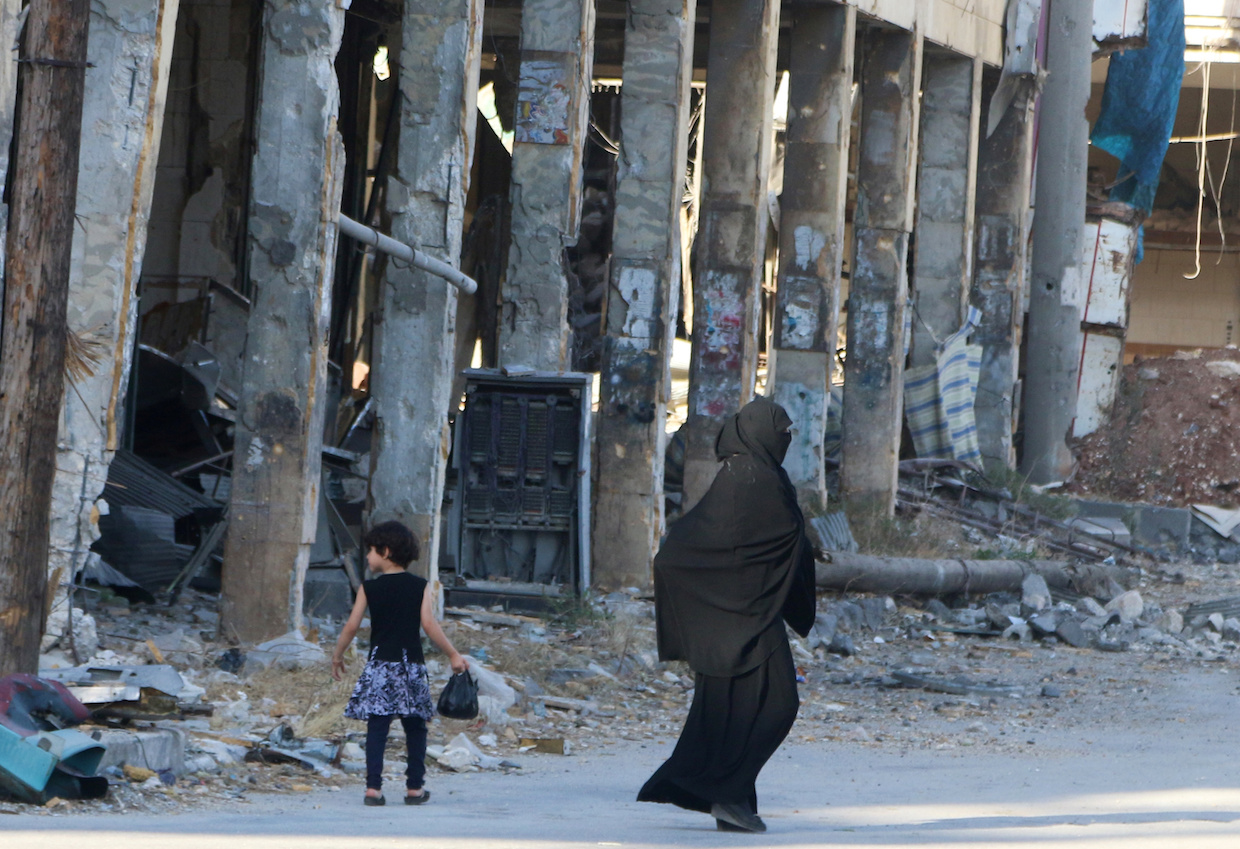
top-left (841, 507), bottom-right (965, 559)
top-left (983, 466), bottom-right (1075, 520)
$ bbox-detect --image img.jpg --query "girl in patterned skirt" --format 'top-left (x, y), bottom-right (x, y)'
top-left (331, 520), bottom-right (468, 806)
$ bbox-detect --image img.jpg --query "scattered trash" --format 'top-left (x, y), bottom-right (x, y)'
top-left (518, 737), bottom-right (565, 754)
top-left (0, 675), bottom-right (109, 804)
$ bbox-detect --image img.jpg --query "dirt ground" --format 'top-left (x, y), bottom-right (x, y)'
top-left (1070, 348), bottom-right (1240, 507)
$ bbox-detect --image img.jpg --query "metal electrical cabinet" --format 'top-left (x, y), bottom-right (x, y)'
top-left (445, 369), bottom-right (593, 609)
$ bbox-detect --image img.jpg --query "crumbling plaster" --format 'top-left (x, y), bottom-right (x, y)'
top-left (51, 0), bottom-right (180, 582)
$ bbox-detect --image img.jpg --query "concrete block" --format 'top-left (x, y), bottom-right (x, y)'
top-left (97, 727), bottom-right (186, 776)
top-left (1074, 499), bottom-right (1191, 551)
top-left (1066, 516), bottom-right (1132, 546)
top-left (1074, 499), bottom-right (1134, 523)
top-left (1135, 507), bottom-right (1193, 550)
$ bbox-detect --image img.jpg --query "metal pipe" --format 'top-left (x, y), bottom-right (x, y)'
top-left (336, 213), bottom-right (477, 294)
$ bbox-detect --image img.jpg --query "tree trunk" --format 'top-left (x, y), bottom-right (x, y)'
top-left (0, 3), bottom-right (91, 675)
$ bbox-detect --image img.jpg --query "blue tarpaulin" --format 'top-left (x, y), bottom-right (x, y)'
top-left (1091, 0), bottom-right (1186, 259)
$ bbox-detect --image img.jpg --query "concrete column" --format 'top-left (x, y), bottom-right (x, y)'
top-left (1021, 0), bottom-right (1091, 484)
top-left (972, 78), bottom-right (1035, 474)
top-left (593, 0), bottom-right (697, 590)
top-left (840, 27), bottom-right (920, 517)
top-left (769, 3), bottom-right (855, 509)
top-left (367, 1), bottom-right (482, 591)
top-left (49, 0), bottom-right (179, 582)
top-left (220, 3), bottom-right (345, 643)
top-left (682, 0), bottom-right (780, 509)
top-left (497, 0), bottom-right (596, 371)
top-left (910, 52), bottom-right (980, 368)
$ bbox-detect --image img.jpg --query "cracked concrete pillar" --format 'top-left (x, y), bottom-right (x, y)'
top-left (682, 0), bottom-right (779, 510)
top-left (910, 52), bottom-right (980, 369)
top-left (769, 3), bottom-right (854, 509)
top-left (497, 0), bottom-right (596, 371)
top-left (972, 77), bottom-right (1035, 474)
top-left (220, 2), bottom-right (345, 643)
top-left (593, 0), bottom-right (697, 590)
top-left (50, 0), bottom-right (179, 583)
top-left (840, 27), bottom-right (920, 517)
top-left (1022, 0), bottom-right (1091, 484)
top-left (367, 0), bottom-right (482, 592)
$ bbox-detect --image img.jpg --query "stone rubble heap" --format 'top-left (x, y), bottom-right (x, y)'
top-left (9, 550), bottom-right (1240, 815)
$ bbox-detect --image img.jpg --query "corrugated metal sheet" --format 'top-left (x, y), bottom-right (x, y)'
top-left (93, 506), bottom-right (195, 591)
top-left (809, 512), bottom-right (860, 554)
top-left (102, 450), bottom-right (220, 519)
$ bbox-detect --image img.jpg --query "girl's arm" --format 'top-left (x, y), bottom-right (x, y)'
top-left (331, 585), bottom-right (368, 681)
top-left (421, 589), bottom-right (468, 673)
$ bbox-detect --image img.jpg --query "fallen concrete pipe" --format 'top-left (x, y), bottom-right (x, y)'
top-left (815, 552), bottom-right (1075, 596)
top-left (337, 214), bottom-right (477, 295)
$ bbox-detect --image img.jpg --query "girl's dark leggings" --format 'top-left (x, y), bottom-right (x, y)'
top-left (365, 714), bottom-right (427, 791)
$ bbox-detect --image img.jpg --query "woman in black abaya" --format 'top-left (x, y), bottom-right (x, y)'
top-left (637, 397), bottom-right (816, 833)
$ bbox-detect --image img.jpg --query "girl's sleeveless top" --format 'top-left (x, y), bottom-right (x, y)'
top-left (363, 571), bottom-right (427, 663)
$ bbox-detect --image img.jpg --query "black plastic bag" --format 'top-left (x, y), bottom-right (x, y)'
top-left (436, 670), bottom-right (478, 720)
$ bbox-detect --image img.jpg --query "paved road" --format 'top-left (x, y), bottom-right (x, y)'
top-left (6, 666), bottom-right (1240, 847)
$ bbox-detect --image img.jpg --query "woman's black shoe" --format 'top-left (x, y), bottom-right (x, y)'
top-left (710, 802), bottom-right (766, 833)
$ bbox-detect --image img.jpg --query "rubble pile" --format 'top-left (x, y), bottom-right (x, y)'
top-left (1071, 348), bottom-right (1240, 508)
top-left (9, 540), bottom-right (1240, 814)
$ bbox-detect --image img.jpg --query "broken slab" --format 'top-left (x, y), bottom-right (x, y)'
top-left (96, 727), bottom-right (185, 776)
top-left (39, 664), bottom-right (185, 703)
top-left (1074, 499), bottom-right (1192, 552)
top-left (1066, 516), bottom-right (1132, 546)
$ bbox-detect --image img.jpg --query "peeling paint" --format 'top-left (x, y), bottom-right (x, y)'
top-left (780, 292), bottom-right (820, 350)
top-left (792, 224), bottom-right (826, 271)
top-left (245, 437), bottom-right (266, 470)
top-left (617, 265), bottom-right (658, 340)
top-left (771, 378), bottom-right (827, 491)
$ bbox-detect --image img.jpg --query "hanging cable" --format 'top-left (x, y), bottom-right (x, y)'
top-left (1204, 82), bottom-right (1236, 258)
top-left (1185, 57), bottom-right (1211, 280)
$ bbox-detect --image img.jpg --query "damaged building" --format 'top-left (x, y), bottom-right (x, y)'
top-left (0, 0), bottom-right (1223, 661)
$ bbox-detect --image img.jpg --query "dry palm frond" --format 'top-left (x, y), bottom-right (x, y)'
top-left (64, 328), bottom-right (108, 383)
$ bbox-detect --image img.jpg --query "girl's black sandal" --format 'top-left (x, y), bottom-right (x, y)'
top-left (405, 790), bottom-right (431, 805)
top-left (364, 794), bottom-right (386, 806)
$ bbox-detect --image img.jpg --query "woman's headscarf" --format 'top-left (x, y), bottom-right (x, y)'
top-left (652, 397), bottom-right (816, 677)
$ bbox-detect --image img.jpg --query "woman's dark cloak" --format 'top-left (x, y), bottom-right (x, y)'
top-left (652, 397), bottom-right (816, 678)
top-left (639, 397), bottom-right (817, 814)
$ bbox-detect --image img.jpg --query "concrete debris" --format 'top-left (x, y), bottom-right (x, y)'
top-left (1021, 574), bottom-right (1052, 612)
top-left (518, 737), bottom-right (565, 754)
top-left (40, 665), bottom-right (187, 703)
top-left (41, 603), bottom-right (99, 660)
top-left (1105, 590), bottom-right (1144, 624)
top-left (1204, 360), bottom-right (1240, 379)
top-left (1054, 618), bottom-right (1090, 648)
top-left (249, 633), bottom-right (327, 671)
top-left (14, 540), bottom-right (1240, 816)
top-left (890, 670), bottom-right (1026, 700)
